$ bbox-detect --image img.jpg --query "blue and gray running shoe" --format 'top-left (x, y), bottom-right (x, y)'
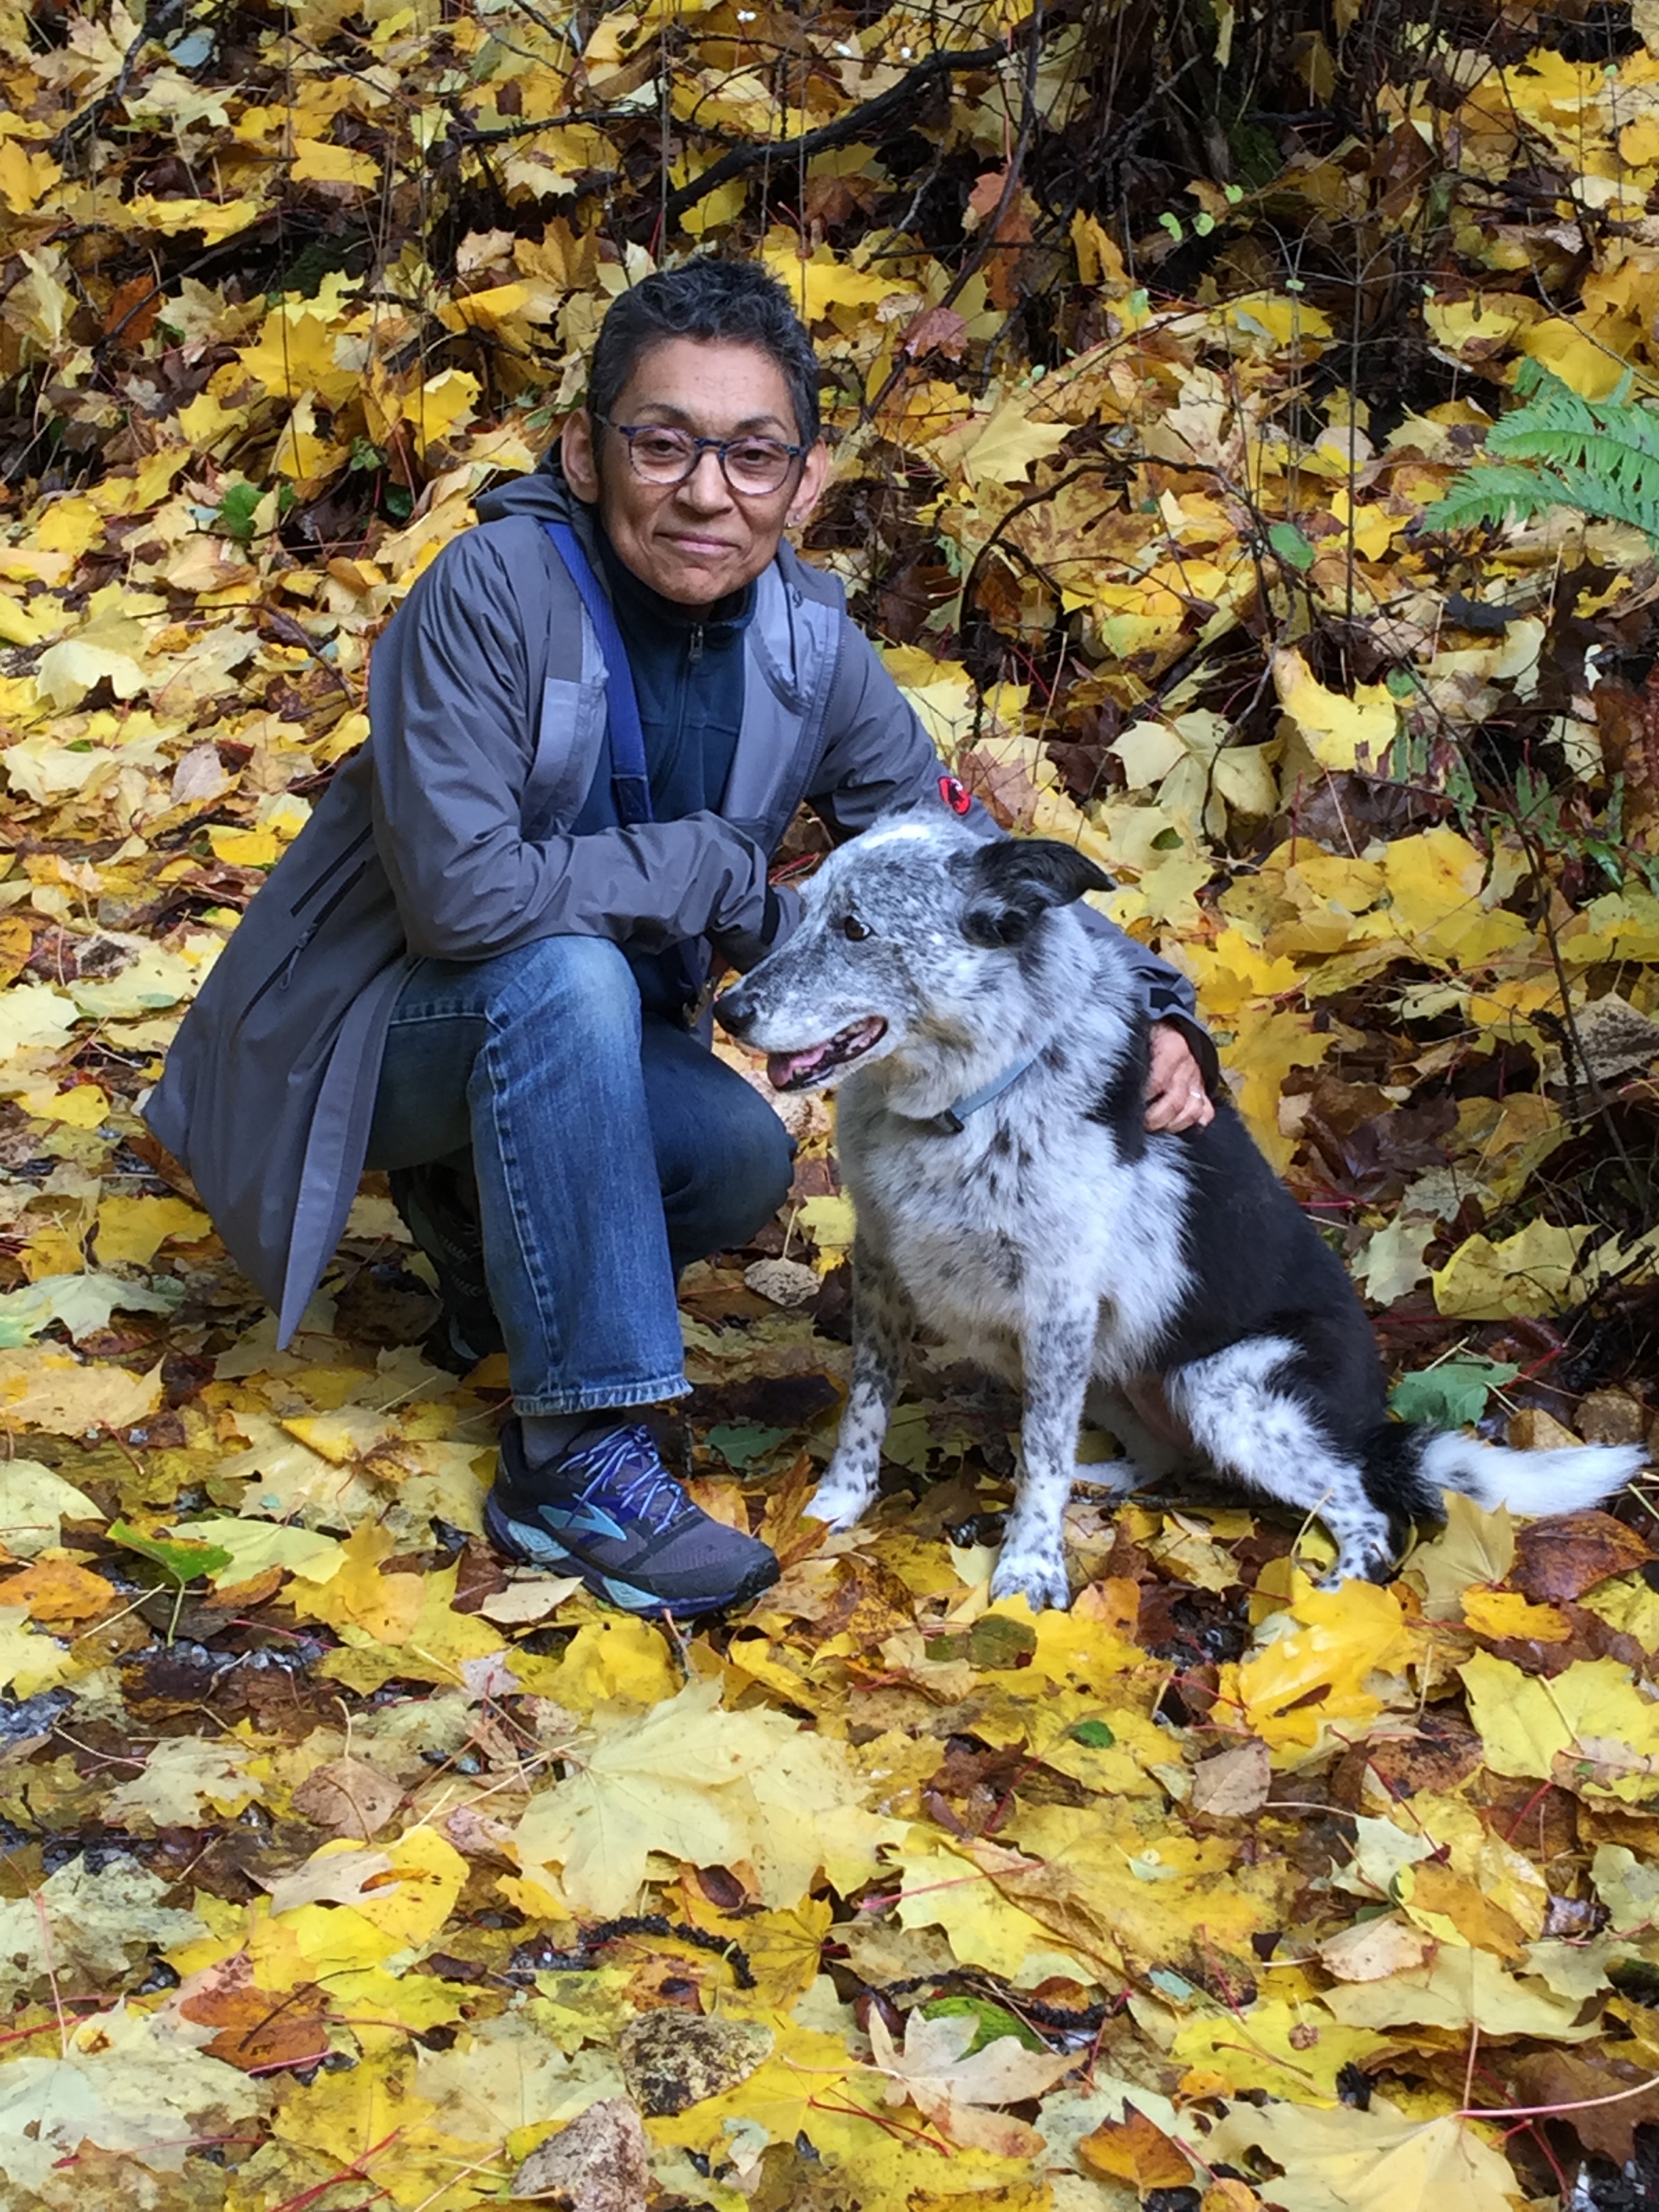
top-left (485, 1418), bottom-right (779, 1618)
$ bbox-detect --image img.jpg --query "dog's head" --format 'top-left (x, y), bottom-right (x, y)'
top-left (715, 813), bottom-right (1111, 1092)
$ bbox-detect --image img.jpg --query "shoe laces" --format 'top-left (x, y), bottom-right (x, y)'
top-left (573, 1423), bottom-right (686, 1530)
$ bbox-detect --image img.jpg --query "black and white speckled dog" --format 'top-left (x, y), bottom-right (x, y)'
top-left (715, 811), bottom-right (1647, 1610)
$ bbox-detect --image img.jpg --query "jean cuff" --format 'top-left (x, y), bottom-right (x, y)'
top-left (510, 1374), bottom-right (690, 1418)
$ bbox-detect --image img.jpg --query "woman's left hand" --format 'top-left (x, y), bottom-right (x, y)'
top-left (1145, 1021), bottom-right (1215, 1133)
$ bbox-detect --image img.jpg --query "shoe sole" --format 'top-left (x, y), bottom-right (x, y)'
top-left (483, 1491), bottom-right (779, 1619)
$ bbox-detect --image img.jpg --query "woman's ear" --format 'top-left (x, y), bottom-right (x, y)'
top-left (561, 409), bottom-right (601, 503)
top-left (786, 439), bottom-right (831, 529)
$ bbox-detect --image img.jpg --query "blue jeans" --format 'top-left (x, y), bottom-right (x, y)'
top-left (364, 937), bottom-right (794, 1416)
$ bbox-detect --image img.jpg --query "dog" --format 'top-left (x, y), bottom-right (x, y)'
top-left (714, 810), bottom-right (1648, 1610)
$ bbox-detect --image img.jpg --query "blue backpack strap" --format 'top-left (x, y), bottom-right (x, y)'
top-left (544, 520), bottom-right (653, 827)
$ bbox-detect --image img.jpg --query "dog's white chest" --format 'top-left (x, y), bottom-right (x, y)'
top-left (851, 1114), bottom-right (1081, 1324)
top-left (842, 1095), bottom-right (1188, 1377)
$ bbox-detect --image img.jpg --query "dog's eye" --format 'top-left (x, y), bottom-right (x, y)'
top-left (838, 914), bottom-right (871, 941)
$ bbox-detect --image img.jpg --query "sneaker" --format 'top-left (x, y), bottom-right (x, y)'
top-left (388, 1162), bottom-right (506, 1366)
top-left (485, 1418), bottom-right (779, 1618)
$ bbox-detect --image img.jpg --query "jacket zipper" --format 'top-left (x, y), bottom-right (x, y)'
top-left (237, 860), bottom-right (372, 1029)
top-left (689, 624), bottom-right (703, 664)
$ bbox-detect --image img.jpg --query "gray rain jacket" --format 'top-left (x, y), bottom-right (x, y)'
top-left (146, 462), bottom-right (1208, 1345)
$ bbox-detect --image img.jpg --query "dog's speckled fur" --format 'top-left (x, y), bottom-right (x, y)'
top-left (716, 813), bottom-right (1647, 1609)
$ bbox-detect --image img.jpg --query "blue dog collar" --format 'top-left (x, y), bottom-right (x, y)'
top-left (934, 1048), bottom-right (1042, 1136)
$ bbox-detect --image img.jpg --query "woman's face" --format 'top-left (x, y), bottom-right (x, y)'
top-left (561, 336), bottom-right (828, 606)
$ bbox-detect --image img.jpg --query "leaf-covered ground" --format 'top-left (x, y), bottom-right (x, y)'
top-left (4, 3), bottom-right (1659, 2209)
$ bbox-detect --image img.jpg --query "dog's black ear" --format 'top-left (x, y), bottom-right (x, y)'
top-left (956, 838), bottom-right (1114, 947)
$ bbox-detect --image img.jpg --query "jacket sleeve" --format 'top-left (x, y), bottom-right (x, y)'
top-left (367, 529), bottom-right (771, 963)
top-left (804, 621), bottom-right (1217, 1077)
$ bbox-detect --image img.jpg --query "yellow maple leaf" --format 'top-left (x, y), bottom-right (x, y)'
top-left (0, 1349), bottom-right (164, 1435)
top-left (1461, 1586), bottom-right (1572, 1641)
top-left (0, 1603), bottom-right (77, 1696)
top-left (292, 1521), bottom-right (424, 1643)
top-left (95, 1193), bottom-right (211, 1268)
top-left (1236, 1577), bottom-right (1423, 1749)
top-left (1433, 1218), bottom-right (1592, 1319)
top-left (289, 137), bottom-right (380, 188)
top-left (1273, 646), bottom-right (1397, 772)
top-left (1463, 1650), bottom-right (1659, 1799)
top-left (958, 403), bottom-right (1073, 488)
top-left (1170, 1997), bottom-right (1389, 2102)
top-left (514, 1612), bottom-right (679, 1712)
top-left (207, 825), bottom-right (280, 868)
top-left (760, 232), bottom-right (905, 322)
top-left (514, 1677), bottom-right (893, 1917)
top-left (1205, 2100), bottom-right (1521, 2212)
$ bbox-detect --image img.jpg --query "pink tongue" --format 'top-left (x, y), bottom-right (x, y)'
top-left (768, 1046), bottom-right (828, 1090)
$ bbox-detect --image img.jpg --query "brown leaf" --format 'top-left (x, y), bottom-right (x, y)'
top-left (1331, 1717), bottom-right (1485, 1809)
top-left (103, 274), bottom-right (161, 346)
top-left (1189, 1737), bottom-right (1271, 1818)
top-left (1078, 2104), bottom-right (1195, 2190)
top-left (1506, 1408), bottom-right (1584, 1452)
top-left (901, 306), bottom-right (969, 361)
top-left (1511, 1511), bottom-right (1652, 1603)
top-left (1508, 2051), bottom-right (1659, 2164)
top-left (178, 1955), bottom-right (330, 2071)
top-left (291, 1756), bottom-right (401, 1841)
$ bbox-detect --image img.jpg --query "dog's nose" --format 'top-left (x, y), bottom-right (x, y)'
top-left (713, 985), bottom-right (753, 1038)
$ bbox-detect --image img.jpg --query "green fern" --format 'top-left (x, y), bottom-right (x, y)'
top-left (1423, 356), bottom-right (1659, 544)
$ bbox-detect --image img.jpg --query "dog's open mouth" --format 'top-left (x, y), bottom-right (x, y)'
top-left (766, 1016), bottom-right (888, 1092)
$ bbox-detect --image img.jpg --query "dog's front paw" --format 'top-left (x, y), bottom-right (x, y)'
top-left (807, 1466), bottom-right (879, 1532)
top-left (989, 1542), bottom-right (1072, 1612)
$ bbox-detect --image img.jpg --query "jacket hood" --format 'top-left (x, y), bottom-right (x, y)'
top-left (474, 449), bottom-right (582, 525)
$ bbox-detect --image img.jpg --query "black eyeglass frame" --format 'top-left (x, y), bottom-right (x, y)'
top-left (594, 414), bottom-right (810, 495)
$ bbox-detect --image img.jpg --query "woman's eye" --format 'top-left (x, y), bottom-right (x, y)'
top-left (838, 914), bottom-right (871, 941)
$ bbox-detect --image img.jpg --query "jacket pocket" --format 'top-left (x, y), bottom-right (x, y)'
top-left (238, 860), bottom-right (373, 1033)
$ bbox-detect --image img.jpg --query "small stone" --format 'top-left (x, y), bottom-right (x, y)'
top-left (1576, 1389), bottom-right (1649, 1448)
top-left (510, 2097), bottom-right (649, 2209)
top-left (743, 1256), bottom-right (821, 1309)
top-left (619, 2009), bottom-right (773, 2116)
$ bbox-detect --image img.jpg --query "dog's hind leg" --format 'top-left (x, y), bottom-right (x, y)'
top-left (1164, 1337), bottom-right (1395, 1586)
top-left (992, 1300), bottom-right (1099, 1612)
top-left (810, 1240), bottom-right (915, 1531)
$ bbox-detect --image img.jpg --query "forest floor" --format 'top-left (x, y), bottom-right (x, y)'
top-left (3, 2), bottom-right (1659, 2209)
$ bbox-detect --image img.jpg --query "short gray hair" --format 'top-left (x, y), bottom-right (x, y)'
top-left (588, 259), bottom-right (822, 445)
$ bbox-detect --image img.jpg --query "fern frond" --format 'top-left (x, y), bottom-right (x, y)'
top-left (1535, 463), bottom-right (1659, 541)
top-left (1425, 362), bottom-right (1659, 546)
top-left (1421, 465), bottom-right (1571, 533)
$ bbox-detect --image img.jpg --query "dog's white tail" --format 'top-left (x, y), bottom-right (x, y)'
top-left (1419, 1430), bottom-right (1647, 1517)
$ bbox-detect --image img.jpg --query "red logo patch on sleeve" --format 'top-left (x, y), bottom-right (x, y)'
top-left (938, 774), bottom-right (972, 816)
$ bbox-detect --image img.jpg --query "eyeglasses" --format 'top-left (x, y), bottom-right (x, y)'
top-left (596, 415), bottom-right (807, 496)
